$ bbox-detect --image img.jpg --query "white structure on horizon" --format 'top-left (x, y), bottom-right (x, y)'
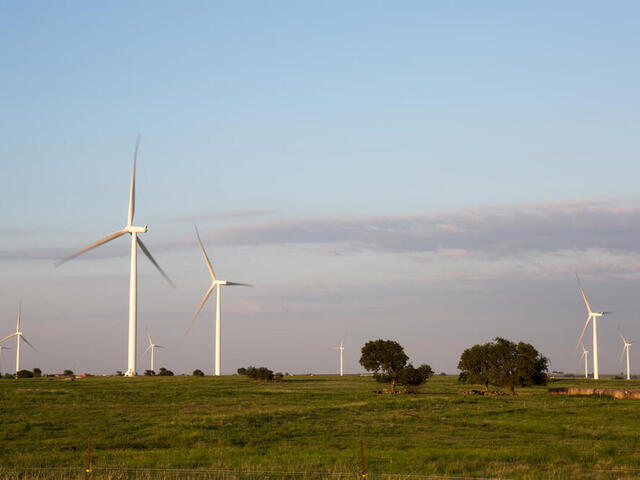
top-left (576, 274), bottom-right (611, 380)
top-left (0, 303), bottom-right (37, 374)
top-left (56, 137), bottom-right (174, 377)
top-left (619, 331), bottom-right (634, 381)
top-left (143, 330), bottom-right (165, 372)
top-left (579, 343), bottom-right (589, 379)
top-left (188, 226), bottom-right (251, 376)
top-left (332, 339), bottom-right (344, 376)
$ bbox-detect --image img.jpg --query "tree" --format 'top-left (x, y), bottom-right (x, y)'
top-left (359, 339), bottom-right (409, 393)
top-left (157, 367), bottom-right (174, 376)
top-left (63, 370), bottom-right (74, 377)
top-left (237, 367), bottom-right (247, 375)
top-left (17, 369), bottom-right (34, 378)
top-left (458, 337), bottom-right (548, 393)
top-left (32, 368), bottom-right (42, 378)
top-left (144, 370), bottom-right (155, 376)
top-left (399, 363), bottom-right (434, 391)
top-left (192, 369), bottom-right (205, 377)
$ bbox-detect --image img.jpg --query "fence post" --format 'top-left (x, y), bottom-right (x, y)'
top-left (85, 438), bottom-right (91, 480)
top-left (360, 439), bottom-right (366, 478)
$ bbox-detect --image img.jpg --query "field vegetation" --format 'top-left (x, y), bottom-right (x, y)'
top-left (1, 375), bottom-right (640, 479)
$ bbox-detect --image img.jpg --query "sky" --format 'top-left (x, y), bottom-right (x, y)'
top-left (1, 1), bottom-right (640, 376)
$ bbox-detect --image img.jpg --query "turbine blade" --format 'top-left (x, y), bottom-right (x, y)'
top-left (128, 135), bottom-right (140, 227)
top-left (194, 225), bottom-right (216, 281)
top-left (602, 311), bottom-right (613, 314)
top-left (143, 345), bottom-right (151, 356)
top-left (55, 230), bottom-right (128, 266)
top-left (187, 285), bottom-right (215, 333)
top-left (226, 282), bottom-right (252, 287)
top-left (155, 345), bottom-right (165, 349)
top-left (575, 273), bottom-right (592, 314)
top-left (576, 315), bottom-right (592, 351)
top-left (20, 335), bottom-right (38, 353)
top-left (137, 238), bottom-right (176, 288)
top-left (620, 332), bottom-right (628, 344)
top-left (16, 301), bottom-right (21, 331)
top-left (340, 338), bottom-right (344, 348)
top-left (147, 332), bottom-right (153, 345)
top-left (0, 333), bottom-right (17, 344)
top-left (579, 351), bottom-right (585, 361)
top-left (620, 345), bottom-right (627, 364)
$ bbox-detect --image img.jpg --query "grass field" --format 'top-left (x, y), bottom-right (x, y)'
top-left (2, 374), bottom-right (640, 479)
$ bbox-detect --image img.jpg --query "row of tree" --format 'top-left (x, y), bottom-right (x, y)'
top-left (359, 337), bottom-right (547, 393)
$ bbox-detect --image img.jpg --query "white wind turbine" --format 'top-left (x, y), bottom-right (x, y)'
top-left (143, 330), bottom-right (164, 372)
top-left (0, 344), bottom-right (10, 376)
top-left (576, 274), bottom-right (612, 380)
top-left (188, 226), bottom-right (251, 376)
top-left (56, 136), bottom-right (175, 377)
top-left (619, 331), bottom-right (633, 380)
top-left (332, 339), bottom-right (344, 376)
top-left (579, 343), bottom-right (589, 379)
top-left (0, 303), bottom-right (37, 374)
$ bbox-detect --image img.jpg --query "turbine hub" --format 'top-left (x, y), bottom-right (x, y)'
top-left (129, 225), bottom-right (148, 234)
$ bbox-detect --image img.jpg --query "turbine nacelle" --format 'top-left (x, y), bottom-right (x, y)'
top-left (128, 225), bottom-right (148, 234)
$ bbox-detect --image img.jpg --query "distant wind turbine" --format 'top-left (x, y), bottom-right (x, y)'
top-left (0, 302), bottom-right (37, 374)
top-left (56, 136), bottom-right (175, 377)
top-left (188, 226), bottom-right (251, 376)
top-left (0, 345), bottom-right (10, 376)
top-left (619, 331), bottom-right (634, 381)
top-left (332, 339), bottom-right (344, 376)
top-left (579, 343), bottom-right (589, 379)
top-left (576, 274), bottom-right (611, 380)
top-left (143, 330), bottom-right (164, 372)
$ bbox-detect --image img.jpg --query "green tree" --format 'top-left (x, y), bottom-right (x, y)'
top-left (192, 369), bottom-right (205, 377)
top-left (144, 370), bottom-right (155, 376)
top-left (157, 367), bottom-right (174, 376)
top-left (399, 363), bottom-right (434, 391)
top-left (17, 369), bottom-right (34, 378)
top-left (359, 339), bottom-right (409, 393)
top-left (458, 337), bottom-right (548, 393)
top-left (32, 368), bottom-right (42, 378)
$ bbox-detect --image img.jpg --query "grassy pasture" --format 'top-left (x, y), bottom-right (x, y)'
top-left (1, 375), bottom-right (640, 479)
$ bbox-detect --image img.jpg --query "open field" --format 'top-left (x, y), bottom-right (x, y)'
top-left (2, 375), bottom-right (640, 479)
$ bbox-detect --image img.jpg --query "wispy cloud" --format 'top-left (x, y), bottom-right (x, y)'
top-left (168, 209), bottom-right (275, 222)
top-left (200, 200), bottom-right (640, 256)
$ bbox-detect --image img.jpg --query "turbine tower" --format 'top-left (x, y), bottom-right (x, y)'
top-left (579, 343), bottom-right (589, 379)
top-left (576, 274), bottom-right (611, 380)
top-left (56, 137), bottom-right (175, 377)
top-left (0, 345), bottom-right (10, 376)
top-left (188, 226), bottom-right (251, 376)
top-left (0, 303), bottom-right (37, 374)
top-left (619, 331), bottom-right (633, 380)
top-left (332, 339), bottom-right (344, 376)
top-left (143, 330), bottom-right (164, 372)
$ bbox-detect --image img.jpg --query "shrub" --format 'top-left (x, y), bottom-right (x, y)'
top-left (192, 369), bottom-right (205, 377)
top-left (241, 366), bottom-right (275, 381)
top-left (63, 370), bottom-right (74, 377)
top-left (17, 369), bottom-right (34, 378)
top-left (237, 367), bottom-right (247, 375)
top-left (157, 367), bottom-right (174, 376)
top-left (115, 371), bottom-right (124, 377)
top-left (32, 368), bottom-right (42, 378)
top-left (144, 370), bottom-right (155, 376)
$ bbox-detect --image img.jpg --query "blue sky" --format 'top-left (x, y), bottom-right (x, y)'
top-left (1, 2), bottom-right (640, 376)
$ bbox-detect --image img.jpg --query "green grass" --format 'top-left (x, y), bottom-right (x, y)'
top-left (2, 375), bottom-right (640, 479)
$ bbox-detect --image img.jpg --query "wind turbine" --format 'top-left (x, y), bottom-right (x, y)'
top-left (575, 273), bottom-right (612, 380)
top-left (579, 343), bottom-right (589, 379)
top-left (188, 226), bottom-right (251, 376)
top-left (332, 339), bottom-right (344, 376)
top-left (619, 331), bottom-right (633, 380)
top-left (0, 345), bottom-right (10, 376)
top-left (0, 303), bottom-right (37, 374)
top-left (56, 136), bottom-right (175, 377)
top-left (143, 330), bottom-right (164, 372)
